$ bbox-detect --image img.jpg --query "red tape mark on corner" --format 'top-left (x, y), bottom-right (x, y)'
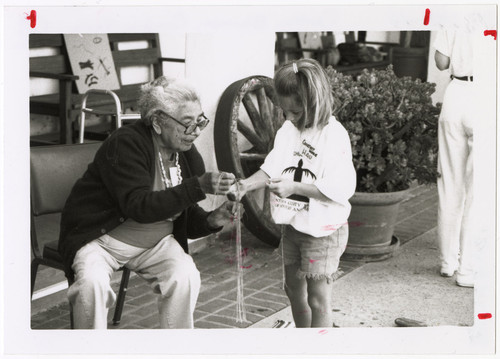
top-left (423, 8), bottom-right (430, 25)
top-left (484, 30), bottom-right (497, 40)
top-left (26, 10), bottom-right (37, 28)
top-left (478, 313), bottom-right (492, 320)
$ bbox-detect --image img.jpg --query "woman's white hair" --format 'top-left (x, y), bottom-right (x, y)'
top-left (138, 76), bottom-right (200, 126)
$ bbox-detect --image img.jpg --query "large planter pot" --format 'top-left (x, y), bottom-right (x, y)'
top-left (342, 188), bottom-right (411, 262)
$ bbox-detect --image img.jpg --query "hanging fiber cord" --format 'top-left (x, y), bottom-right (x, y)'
top-left (233, 180), bottom-right (248, 323)
top-left (281, 224), bottom-right (286, 291)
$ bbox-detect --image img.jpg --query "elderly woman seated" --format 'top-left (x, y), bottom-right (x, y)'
top-left (58, 76), bottom-right (239, 329)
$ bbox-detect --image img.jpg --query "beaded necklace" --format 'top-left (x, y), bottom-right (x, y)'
top-left (158, 151), bottom-right (182, 188)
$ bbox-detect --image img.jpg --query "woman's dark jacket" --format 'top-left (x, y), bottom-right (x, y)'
top-left (59, 120), bottom-right (217, 281)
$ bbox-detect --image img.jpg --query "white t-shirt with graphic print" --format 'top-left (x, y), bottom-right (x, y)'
top-left (260, 117), bottom-right (356, 237)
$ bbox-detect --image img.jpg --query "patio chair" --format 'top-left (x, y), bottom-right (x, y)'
top-left (30, 142), bottom-right (130, 328)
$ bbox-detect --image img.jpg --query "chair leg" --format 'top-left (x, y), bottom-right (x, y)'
top-left (31, 261), bottom-right (39, 297)
top-left (67, 278), bottom-right (75, 329)
top-left (69, 302), bottom-right (75, 329)
top-left (112, 267), bottom-right (130, 326)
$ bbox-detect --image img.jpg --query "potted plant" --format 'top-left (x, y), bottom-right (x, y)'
top-left (326, 65), bottom-right (441, 261)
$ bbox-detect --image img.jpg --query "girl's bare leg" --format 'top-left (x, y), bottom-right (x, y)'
top-left (284, 264), bottom-right (311, 327)
top-left (306, 277), bottom-right (333, 327)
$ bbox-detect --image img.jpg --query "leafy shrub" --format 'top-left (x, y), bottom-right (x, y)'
top-left (327, 65), bottom-right (441, 193)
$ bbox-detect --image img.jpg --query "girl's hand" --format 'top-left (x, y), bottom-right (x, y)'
top-left (227, 170), bottom-right (270, 201)
top-left (226, 180), bottom-right (248, 201)
top-left (268, 178), bottom-right (296, 198)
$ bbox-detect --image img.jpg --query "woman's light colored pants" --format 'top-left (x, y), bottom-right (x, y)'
top-left (437, 79), bottom-right (475, 279)
top-left (68, 234), bottom-right (200, 329)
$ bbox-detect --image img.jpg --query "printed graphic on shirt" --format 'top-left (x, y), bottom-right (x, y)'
top-left (300, 139), bottom-right (318, 160)
top-left (270, 194), bottom-right (309, 221)
top-left (293, 139), bottom-right (319, 161)
top-left (282, 158), bottom-right (316, 203)
top-left (282, 159), bottom-right (317, 182)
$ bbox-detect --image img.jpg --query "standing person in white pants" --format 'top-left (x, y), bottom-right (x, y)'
top-left (434, 30), bottom-right (475, 288)
top-left (59, 76), bottom-right (241, 329)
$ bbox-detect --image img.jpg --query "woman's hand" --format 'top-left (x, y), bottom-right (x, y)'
top-left (226, 169), bottom-right (270, 201)
top-left (198, 172), bottom-right (236, 195)
top-left (207, 200), bottom-right (245, 229)
top-left (267, 178), bottom-right (296, 198)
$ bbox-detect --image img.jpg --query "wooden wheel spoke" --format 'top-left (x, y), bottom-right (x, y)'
top-left (264, 87), bottom-right (283, 135)
top-left (267, 97), bottom-right (275, 125)
top-left (242, 93), bottom-right (271, 144)
top-left (272, 104), bottom-right (284, 137)
top-left (262, 186), bottom-right (271, 215)
top-left (256, 87), bottom-right (274, 136)
top-left (239, 152), bottom-right (267, 161)
top-left (237, 119), bottom-right (266, 153)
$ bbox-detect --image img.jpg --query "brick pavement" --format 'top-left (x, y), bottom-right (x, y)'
top-left (30, 184), bottom-right (437, 330)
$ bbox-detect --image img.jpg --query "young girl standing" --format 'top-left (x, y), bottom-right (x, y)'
top-left (232, 58), bottom-right (356, 327)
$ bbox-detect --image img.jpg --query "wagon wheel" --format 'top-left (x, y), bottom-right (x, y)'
top-left (214, 75), bottom-right (285, 247)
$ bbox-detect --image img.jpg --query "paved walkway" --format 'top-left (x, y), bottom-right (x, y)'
top-left (31, 184), bottom-right (439, 329)
top-left (251, 226), bottom-right (474, 328)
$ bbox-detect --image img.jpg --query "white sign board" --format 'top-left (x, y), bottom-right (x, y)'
top-left (64, 33), bottom-right (120, 93)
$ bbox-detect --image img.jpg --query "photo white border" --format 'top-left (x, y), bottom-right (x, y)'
top-left (2, 1), bottom-right (497, 357)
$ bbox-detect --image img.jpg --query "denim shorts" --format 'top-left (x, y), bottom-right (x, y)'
top-left (279, 224), bottom-right (348, 280)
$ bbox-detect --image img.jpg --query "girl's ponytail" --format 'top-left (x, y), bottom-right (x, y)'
top-left (274, 58), bottom-right (333, 131)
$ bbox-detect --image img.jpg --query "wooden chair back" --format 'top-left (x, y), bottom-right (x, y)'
top-left (29, 33), bottom-right (179, 145)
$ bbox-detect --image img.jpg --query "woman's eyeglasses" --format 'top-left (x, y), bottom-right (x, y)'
top-left (157, 110), bottom-right (209, 135)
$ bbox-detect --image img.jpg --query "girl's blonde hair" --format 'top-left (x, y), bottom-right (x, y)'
top-left (274, 58), bottom-right (333, 131)
top-left (138, 76), bottom-right (200, 126)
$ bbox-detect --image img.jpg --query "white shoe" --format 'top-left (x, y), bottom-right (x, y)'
top-left (456, 273), bottom-right (474, 288)
top-left (440, 265), bottom-right (457, 277)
